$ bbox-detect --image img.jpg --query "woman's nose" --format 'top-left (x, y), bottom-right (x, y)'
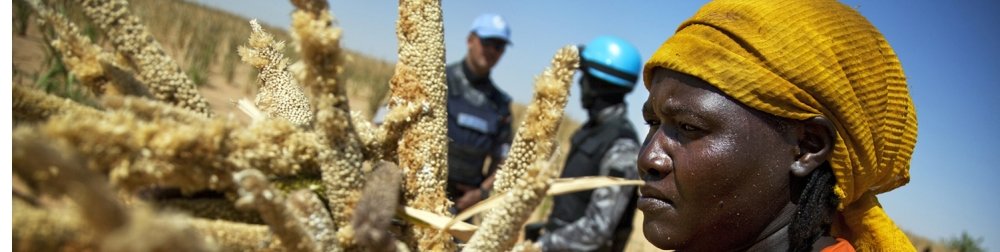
top-left (638, 131), bottom-right (672, 181)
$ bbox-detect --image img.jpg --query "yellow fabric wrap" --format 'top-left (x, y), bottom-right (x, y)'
top-left (642, 0), bottom-right (918, 250)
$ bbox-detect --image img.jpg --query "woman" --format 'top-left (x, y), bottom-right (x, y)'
top-left (637, 0), bottom-right (918, 251)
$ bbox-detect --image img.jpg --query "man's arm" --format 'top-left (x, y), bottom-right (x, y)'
top-left (455, 109), bottom-right (512, 210)
top-left (485, 109), bottom-right (513, 188)
top-left (537, 139), bottom-right (639, 251)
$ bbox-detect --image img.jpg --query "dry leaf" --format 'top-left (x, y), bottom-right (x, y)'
top-left (397, 207), bottom-right (477, 241)
top-left (548, 176), bottom-right (644, 196)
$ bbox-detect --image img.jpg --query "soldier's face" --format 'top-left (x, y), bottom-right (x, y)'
top-left (467, 34), bottom-right (506, 74)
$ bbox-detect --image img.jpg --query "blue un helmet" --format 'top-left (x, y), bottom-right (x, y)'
top-left (579, 36), bottom-right (642, 91)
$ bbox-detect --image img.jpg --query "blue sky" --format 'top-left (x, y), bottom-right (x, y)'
top-left (194, 0), bottom-right (1000, 249)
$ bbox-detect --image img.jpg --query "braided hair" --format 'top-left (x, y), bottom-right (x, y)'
top-left (787, 162), bottom-right (839, 252)
top-left (755, 103), bottom-right (841, 251)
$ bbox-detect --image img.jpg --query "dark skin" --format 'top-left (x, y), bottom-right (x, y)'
top-left (637, 68), bottom-right (836, 251)
top-left (464, 33), bottom-right (507, 79)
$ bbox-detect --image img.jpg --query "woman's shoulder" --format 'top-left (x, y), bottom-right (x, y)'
top-left (819, 237), bottom-right (855, 252)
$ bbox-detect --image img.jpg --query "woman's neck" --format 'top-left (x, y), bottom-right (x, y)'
top-left (744, 203), bottom-right (796, 251)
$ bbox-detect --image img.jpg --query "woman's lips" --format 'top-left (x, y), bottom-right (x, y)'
top-left (638, 195), bottom-right (674, 212)
top-left (638, 187), bottom-right (674, 212)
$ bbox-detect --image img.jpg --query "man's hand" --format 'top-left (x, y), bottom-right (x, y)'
top-left (455, 189), bottom-right (483, 211)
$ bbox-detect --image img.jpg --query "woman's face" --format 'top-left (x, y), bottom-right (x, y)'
top-left (638, 68), bottom-right (797, 251)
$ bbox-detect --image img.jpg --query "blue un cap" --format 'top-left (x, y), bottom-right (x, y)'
top-left (470, 13), bottom-right (512, 45)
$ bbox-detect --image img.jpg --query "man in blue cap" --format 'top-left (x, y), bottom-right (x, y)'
top-left (446, 13), bottom-right (513, 213)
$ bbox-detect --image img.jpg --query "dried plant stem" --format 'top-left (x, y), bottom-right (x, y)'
top-left (394, 0), bottom-right (451, 250)
top-left (100, 206), bottom-right (215, 252)
top-left (154, 198), bottom-right (264, 224)
top-left (465, 159), bottom-right (562, 252)
top-left (354, 102), bottom-right (427, 161)
top-left (13, 132), bottom-right (127, 234)
top-left (76, 0), bottom-right (213, 116)
top-left (288, 1), bottom-right (366, 235)
top-left (511, 241), bottom-right (542, 252)
top-left (13, 134), bottom-right (213, 252)
top-left (14, 200), bottom-right (283, 251)
top-left (19, 110), bottom-right (332, 193)
top-left (13, 200), bottom-right (92, 251)
top-left (227, 121), bottom-right (332, 179)
top-left (351, 111), bottom-right (377, 151)
top-left (287, 190), bottom-right (339, 251)
top-left (101, 95), bottom-right (209, 125)
top-left (234, 169), bottom-right (318, 252)
top-left (24, 112), bottom-right (236, 193)
top-left (14, 85), bottom-right (102, 123)
top-left (187, 218), bottom-right (284, 251)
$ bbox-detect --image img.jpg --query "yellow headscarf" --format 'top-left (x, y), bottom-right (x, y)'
top-left (643, 0), bottom-right (918, 250)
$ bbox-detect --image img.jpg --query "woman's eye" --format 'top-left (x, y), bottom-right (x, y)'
top-left (680, 123), bottom-right (699, 132)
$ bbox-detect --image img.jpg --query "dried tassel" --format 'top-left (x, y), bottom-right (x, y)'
top-left (290, 0), bottom-right (345, 97)
top-left (239, 20), bottom-right (314, 127)
top-left (394, 0), bottom-right (452, 250)
top-left (76, 0), bottom-right (213, 116)
top-left (290, 0), bottom-right (329, 15)
top-left (464, 46), bottom-right (579, 251)
top-left (492, 45), bottom-right (579, 195)
top-left (26, 0), bottom-right (149, 98)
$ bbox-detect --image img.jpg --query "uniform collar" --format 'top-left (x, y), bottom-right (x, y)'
top-left (461, 57), bottom-right (492, 85)
top-left (588, 103), bottom-right (628, 125)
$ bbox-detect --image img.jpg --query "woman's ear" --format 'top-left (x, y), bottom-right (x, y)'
top-left (791, 116), bottom-right (837, 177)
